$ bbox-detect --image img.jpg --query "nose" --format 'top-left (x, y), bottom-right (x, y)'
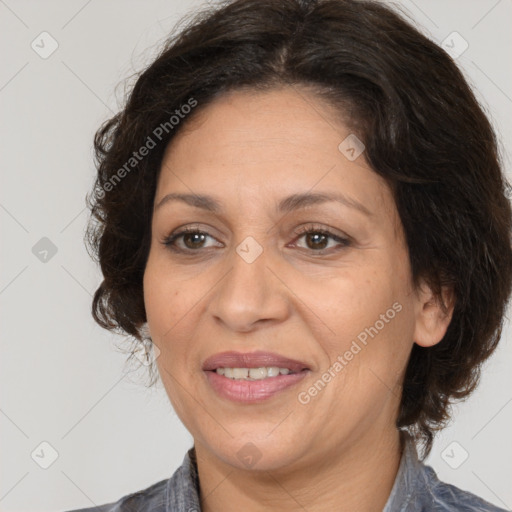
top-left (208, 241), bottom-right (290, 333)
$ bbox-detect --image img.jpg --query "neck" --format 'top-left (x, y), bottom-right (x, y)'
top-left (195, 428), bottom-right (403, 512)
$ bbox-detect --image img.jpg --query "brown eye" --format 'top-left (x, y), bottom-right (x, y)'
top-left (162, 225), bottom-right (351, 255)
top-left (293, 226), bottom-right (351, 253)
top-left (163, 228), bottom-right (220, 252)
top-left (304, 232), bottom-right (329, 250)
top-left (181, 232), bottom-right (207, 249)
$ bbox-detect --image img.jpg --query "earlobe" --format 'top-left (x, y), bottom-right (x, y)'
top-left (413, 280), bottom-right (455, 348)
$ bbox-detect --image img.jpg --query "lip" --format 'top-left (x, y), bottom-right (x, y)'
top-left (202, 351), bottom-right (311, 404)
top-left (202, 350), bottom-right (311, 373)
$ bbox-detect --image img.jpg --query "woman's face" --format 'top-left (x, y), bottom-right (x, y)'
top-left (143, 86), bottom-right (439, 472)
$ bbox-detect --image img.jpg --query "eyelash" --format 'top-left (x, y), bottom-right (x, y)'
top-left (162, 224), bottom-right (351, 255)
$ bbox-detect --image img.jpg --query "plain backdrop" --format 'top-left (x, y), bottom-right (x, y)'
top-left (1, 1), bottom-right (511, 511)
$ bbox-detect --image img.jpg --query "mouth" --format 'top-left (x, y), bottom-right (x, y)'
top-left (202, 351), bottom-right (311, 403)
top-left (202, 350), bottom-right (310, 374)
top-left (214, 366), bottom-right (300, 380)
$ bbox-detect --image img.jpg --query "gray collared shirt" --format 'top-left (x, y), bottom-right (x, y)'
top-left (67, 437), bottom-right (507, 511)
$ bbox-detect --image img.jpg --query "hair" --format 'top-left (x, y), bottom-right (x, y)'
top-left (85, 0), bottom-right (512, 457)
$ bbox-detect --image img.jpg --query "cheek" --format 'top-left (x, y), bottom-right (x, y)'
top-left (143, 268), bottom-right (168, 331)
top-left (317, 293), bottom-right (414, 429)
top-left (143, 251), bottom-right (211, 374)
top-left (143, 259), bottom-right (188, 369)
top-left (320, 268), bottom-right (397, 331)
top-left (318, 256), bottom-right (415, 377)
top-left (143, 246), bottom-right (187, 324)
top-left (144, 265), bottom-right (197, 416)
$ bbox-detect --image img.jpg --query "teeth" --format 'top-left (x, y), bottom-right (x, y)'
top-left (232, 368), bottom-right (248, 379)
top-left (215, 366), bottom-right (293, 380)
top-left (267, 367), bottom-right (280, 377)
top-left (249, 367), bottom-right (266, 379)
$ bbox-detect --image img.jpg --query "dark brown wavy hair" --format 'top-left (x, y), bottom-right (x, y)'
top-left (85, 0), bottom-right (512, 457)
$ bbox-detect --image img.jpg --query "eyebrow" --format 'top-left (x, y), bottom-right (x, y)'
top-left (154, 191), bottom-right (372, 217)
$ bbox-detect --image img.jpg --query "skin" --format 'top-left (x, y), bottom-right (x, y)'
top-left (143, 86), bottom-right (454, 512)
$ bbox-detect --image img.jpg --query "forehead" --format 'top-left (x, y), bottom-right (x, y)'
top-left (164, 86), bottom-right (349, 161)
top-left (156, 87), bottom-right (393, 219)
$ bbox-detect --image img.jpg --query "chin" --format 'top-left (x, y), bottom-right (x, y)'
top-left (203, 433), bottom-right (309, 472)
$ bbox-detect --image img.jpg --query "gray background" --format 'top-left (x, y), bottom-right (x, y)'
top-left (1, 0), bottom-right (511, 510)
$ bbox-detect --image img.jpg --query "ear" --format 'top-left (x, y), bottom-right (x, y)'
top-left (413, 279), bottom-right (455, 348)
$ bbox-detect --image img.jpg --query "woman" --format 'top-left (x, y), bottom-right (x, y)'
top-left (69, 0), bottom-right (512, 510)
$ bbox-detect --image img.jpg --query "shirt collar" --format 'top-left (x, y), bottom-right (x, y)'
top-left (383, 432), bottom-right (424, 512)
top-left (166, 444), bottom-right (201, 512)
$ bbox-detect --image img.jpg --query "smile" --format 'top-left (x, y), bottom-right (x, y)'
top-left (215, 367), bottom-right (294, 380)
top-left (205, 369), bottom-right (309, 403)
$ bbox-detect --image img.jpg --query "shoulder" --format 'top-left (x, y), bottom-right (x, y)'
top-left (418, 464), bottom-right (508, 512)
top-left (63, 447), bottom-right (199, 512)
top-left (387, 435), bottom-right (508, 512)
top-left (63, 477), bottom-right (169, 512)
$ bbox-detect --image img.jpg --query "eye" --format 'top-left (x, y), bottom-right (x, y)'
top-left (291, 225), bottom-right (351, 253)
top-left (161, 224), bottom-right (351, 254)
top-left (162, 226), bottom-right (222, 252)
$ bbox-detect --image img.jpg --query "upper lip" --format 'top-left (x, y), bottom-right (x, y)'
top-left (202, 351), bottom-right (310, 373)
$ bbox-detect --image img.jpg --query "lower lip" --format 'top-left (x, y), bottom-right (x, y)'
top-left (204, 370), bottom-right (309, 403)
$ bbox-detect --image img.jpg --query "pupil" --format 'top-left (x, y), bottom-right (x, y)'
top-left (185, 233), bottom-right (205, 248)
top-left (308, 233), bottom-right (327, 249)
